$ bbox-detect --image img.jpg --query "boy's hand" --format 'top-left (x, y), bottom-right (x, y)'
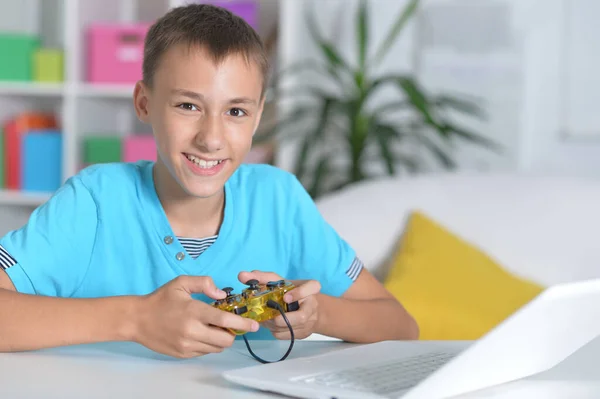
top-left (133, 275), bottom-right (259, 358)
top-left (238, 271), bottom-right (321, 340)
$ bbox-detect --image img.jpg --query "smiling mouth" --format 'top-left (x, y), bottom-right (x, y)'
top-left (184, 153), bottom-right (225, 169)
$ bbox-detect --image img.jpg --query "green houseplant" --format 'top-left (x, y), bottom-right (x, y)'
top-left (255, 0), bottom-right (500, 198)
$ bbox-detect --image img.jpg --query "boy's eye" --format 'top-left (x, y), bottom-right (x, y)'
top-left (227, 108), bottom-right (247, 117)
top-left (178, 103), bottom-right (198, 111)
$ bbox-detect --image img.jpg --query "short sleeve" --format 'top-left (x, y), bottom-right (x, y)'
top-left (0, 176), bottom-right (98, 297)
top-left (288, 176), bottom-right (363, 297)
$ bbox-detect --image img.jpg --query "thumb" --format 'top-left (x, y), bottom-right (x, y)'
top-left (176, 275), bottom-right (226, 300)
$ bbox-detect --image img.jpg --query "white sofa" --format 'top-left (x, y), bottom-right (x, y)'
top-left (315, 171), bottom-right (600, 288)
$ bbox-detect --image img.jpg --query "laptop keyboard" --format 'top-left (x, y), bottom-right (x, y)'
top-left (292, 351), bottom-right (456, 396)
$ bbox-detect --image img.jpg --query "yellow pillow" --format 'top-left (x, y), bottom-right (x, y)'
top-left (384, 211), bottom-right (544, 340)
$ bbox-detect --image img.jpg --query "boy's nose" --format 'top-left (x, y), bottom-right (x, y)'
top-left (194, 117), bottom-right (225, 152)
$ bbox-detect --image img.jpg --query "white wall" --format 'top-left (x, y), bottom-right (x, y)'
top-left (519, 0), bottom-right (600, 178)
top-left (277, 0), bottom-right (600, 178)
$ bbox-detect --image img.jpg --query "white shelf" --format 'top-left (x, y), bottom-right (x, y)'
top-left (0, 82), bottom-right (65, 97)
top-left (0, 82), bottom-right (135, 99)
top-left (0, 190), bottom-right (51, 207)
top-left (77, 83), bottom-right (135, 99)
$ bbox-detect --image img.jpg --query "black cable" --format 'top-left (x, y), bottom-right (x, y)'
top-left (242, 300), bottom-right (295, 363)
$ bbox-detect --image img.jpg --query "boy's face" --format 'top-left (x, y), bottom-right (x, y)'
top-left (134, 44), bottom-right (265, 199)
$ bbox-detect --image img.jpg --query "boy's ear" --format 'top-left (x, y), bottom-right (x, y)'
top-left (133, 81), bottom-right (151, 123)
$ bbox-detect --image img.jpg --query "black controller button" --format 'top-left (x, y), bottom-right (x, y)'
top-left (266, 280), bottom-right (285, 288)
top-left (222, 287), bottom-right (234, 297)
top-left (245, 279), bottom-right (260, 290)
top-left (234, 306), bottom-right (248, 315)
top-left (286, 301), bottom-right (300, 312)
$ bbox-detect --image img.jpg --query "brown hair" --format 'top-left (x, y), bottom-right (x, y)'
top-left (143, 3), bottom-right (269, 96)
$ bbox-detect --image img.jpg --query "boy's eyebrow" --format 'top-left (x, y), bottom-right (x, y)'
top-left (228, 97), bottom-right (257, 106)
top-left (171, 89), bottom-right (204, 101)
top-left (171, 89), bottom-right (257, 106)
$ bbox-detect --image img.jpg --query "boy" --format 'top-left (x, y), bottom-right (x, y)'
top-left (0, 4), bottom-right (418, 358)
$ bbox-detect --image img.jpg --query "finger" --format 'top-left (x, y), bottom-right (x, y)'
top-left (261, 319), bottom-right (278, 330)
top-left (264, 322), bottom-right (292, 334)
top-left (261, 320), bottom-right (297, 336)
top-left (176, 275), bottom-right (226, 300)
top-left (271, 326), bottom-right (313, 340)
top-left (195, 325), bottom-right (240, 349)
top-left (206, 307), bottom-right (260, 333)
top-left (272, 330), bottom-right (292, 340)
top-left (201, 324), bottom-right (238, 347)
top-left (284, 280), bottom-right (321, 304)
top-left (272, 297), bottom-right (316, 328)
top-left (178, 319), bottom-right (237, 353)
top-left (238, 270), bottom-right (283, 285)
top-left (271, 310), bottom-right (308, 329)
top-left (189, 340), bottom-right (227, 355)
top-left (261, 319), bottom-right (294, 336)
top-left (174, 340), bottom-right (223, 358)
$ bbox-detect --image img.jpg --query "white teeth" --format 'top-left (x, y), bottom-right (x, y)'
top-left (186, 154), bottom-right (222, 168)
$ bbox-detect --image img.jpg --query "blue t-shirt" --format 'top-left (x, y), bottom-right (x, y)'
top-left (0, 161), bottom-right (363, 339)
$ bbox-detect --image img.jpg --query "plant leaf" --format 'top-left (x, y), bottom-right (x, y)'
top-left (305, 4), bottom-right (351, 74)
top-left (434, 94), bottom-right (487, 119)
top-left (414, 134), bottom-right (456, 169)
top-left (253, 106), bottom-right (317, 144)
top-left (443, 123), bottom-right (502, 152)
top-left (357, 0), bottom-right (369, 71)
top-left (372, 121), bottom-right (406, 140)
top-left (293, 97), bottom-right (336, 180)
top-left (294, 135), bottom-right (314, 182)
top-left (270, 59), bottom-right (346, 88)
top-left (347, 108), bottom-right (370, 174)
top-left (362, 73), bottom-right (417, 112)
top-left (372, 0), bottom-right (419, 64)
top-left (272, 85), bottom-right (343, 104)
top-left (396, 77), bottom-right (442, 130)
top-left (308, 156), bottom-right (330, 198)
top-left (395, 154), bottom-right (420, 173)
top-left (364, 74), bottom-right (401, 97)
top-left (371, 99), bottom-right (412, 118)
top-left (370, 120), bottom-right (412, 175)
top-left (374, 124), bottom-right (398, 175)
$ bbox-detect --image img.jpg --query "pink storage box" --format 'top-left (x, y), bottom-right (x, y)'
top-left (124, 135), bottom-right (156, 162)
top-left (86, 23), bottom-right (150, 84)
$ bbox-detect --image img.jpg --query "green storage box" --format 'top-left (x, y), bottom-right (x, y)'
top-left (33, 48), bottom-right (64, 82)
top-left (0, 33), bottom-right (40, 81)
top-left (83, 136), bottom-right (122, 165)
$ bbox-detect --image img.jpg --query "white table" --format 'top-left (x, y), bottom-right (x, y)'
top-left (2, 337), bottom-right (600, 398)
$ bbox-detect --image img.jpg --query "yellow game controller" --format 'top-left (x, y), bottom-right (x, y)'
top-left (212, 279), bottom-right (300, 335)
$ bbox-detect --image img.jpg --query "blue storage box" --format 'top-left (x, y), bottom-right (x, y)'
top-left (21, 130), bottom-right (62, 192)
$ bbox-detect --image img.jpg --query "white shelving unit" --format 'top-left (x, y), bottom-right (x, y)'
top-left (0, 189), bottom-right (52, 206)
top-left (0, 0), bottom-right (279, 212)
top-left (0, 0), bottom-right (174, 207)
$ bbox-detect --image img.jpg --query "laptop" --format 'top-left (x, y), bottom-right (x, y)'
top-left (223, 278), bottom-right (600, 399)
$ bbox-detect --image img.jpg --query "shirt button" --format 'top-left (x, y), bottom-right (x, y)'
top-left (176, 252), bottom-right (185, 261)
top-left (164, 236), bottom-right (174, 245)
